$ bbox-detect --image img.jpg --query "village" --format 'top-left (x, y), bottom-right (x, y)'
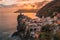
top-left (0, 0), bottom-right (60, 40)
top-left (11, 0), bottom-right (60, 40)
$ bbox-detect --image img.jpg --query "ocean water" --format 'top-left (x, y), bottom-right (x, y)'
top-left (0, 13), bottom-right (40, 40)
top-left (0, 13), bottom-right (19, 40)
top-left (0, 13), bottom-right (36, 40)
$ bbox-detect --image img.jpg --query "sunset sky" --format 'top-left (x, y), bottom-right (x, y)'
top-left (0, 0), bottom-right (52, 5)
top-left (0, 0), bottom-right (53, 13)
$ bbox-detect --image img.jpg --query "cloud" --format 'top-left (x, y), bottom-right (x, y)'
top-left (0, 4), bottom-right (16, 8)
top-left (0, 0), bottom-right (53, 6)
top-left (0, 0), bottom-right (17, 7)
top-left (0, 0), bottom-right (43, 7)
top-left (0, 0), bottom-right (53, 13)
top-left (16, 0), bottom-right (44, 4)
top-left (1, 0), bottom-right (17, 5)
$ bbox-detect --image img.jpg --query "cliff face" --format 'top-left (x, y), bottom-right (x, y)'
top-left (36, 0), bottom-right (60, 17)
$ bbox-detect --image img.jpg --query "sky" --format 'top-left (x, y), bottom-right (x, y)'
top-left (0, 0), bottom-right (53, 13)
top-left (0, 0), bottom-right (52, 5)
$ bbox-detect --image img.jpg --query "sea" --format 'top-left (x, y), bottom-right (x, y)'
top-left (0, 13), bottom-right (36, 40)
top-left (0, 13), bottom-right (19, 40)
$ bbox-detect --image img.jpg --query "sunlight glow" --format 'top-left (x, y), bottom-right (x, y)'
top-left (22, 13), bottom-right (37, 19)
